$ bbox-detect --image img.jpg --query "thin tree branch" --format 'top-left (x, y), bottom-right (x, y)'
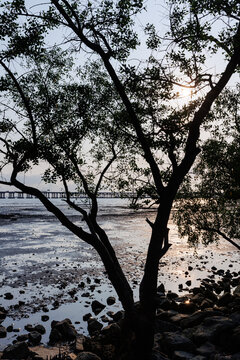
top-left (202, 226), bottom-right (240, 250)
top-left (95, 147), bottom-right (117, 195)
top-left (0, 60), bottom-right (37, 146)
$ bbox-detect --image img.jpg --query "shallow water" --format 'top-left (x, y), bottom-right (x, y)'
top-left (0, 198), bottom-right (239, 349)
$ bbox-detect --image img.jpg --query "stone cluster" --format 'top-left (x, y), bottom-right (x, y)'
top-left (0, 270), bottom-right (239, 360)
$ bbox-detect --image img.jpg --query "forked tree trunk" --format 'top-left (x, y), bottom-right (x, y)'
top-left (131, 199), bottom-right (173, 359)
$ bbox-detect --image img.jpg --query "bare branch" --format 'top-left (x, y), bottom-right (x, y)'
top-left (95, 147), bottom-right (117, 195)
top-left (0, 180), bottom-right (12, 186)
top-left (146, 217), bottom-right (154, 228)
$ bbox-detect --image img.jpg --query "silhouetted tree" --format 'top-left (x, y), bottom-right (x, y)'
top-left (1, 1), bottom-right (240, 358)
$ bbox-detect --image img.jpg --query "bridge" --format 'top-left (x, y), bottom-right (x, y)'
top-left (0, 191), bottom-right (138, 199)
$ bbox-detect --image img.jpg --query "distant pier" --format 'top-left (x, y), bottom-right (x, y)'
top-left (0, 191), bottom-right (137, 199)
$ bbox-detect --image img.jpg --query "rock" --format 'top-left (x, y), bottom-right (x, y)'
top-left (156, 298), bottom-right (173, 311)
top-left (101, 315), bottom-right (109, 323)
top-left (191, 288), bottom-right (203, 295)
top-left (83, 313), bottom-right (92, 321)
top-left (229, 325), bottom-right (240, 352)
top-left (49, 318), bottom-right (77, 343)
top-left (34, 324), bottom-right (46, 334)
top-left (200, 299), bottom-right (213, 310)
top-left (191, 293), bottom-right (205, 304)
top-left (111, 310), bottom-right (124, 322)
top-left (178, 301), bottom-right (197, 314)
top-left (91, 300), bottom-right (105, 315)
top-left (88, 318), bottom-right (103, 336)
top-left (203, 289), bottom-right (218, 303)
top-left (0, 326), bottom-right (7, 338)
top-left (4, 293), bottom-right (13, 300)
top-left (186, 280), bottom-right (192, 287)
top-left (76, 352), bottom-right (101, 360)
top-left (155, 320), bottom-right (180, 333)
top-left (173, 350), bottom-right (196, 359)
top-left (49, 328), bottom-right (62, 343)
top-left (180, 310), bottom-right (220, 329)
top-left (101, 323), bottom-right (121, 345)
top-left (162, 331), bottom-right (196, 356)
top-left (106, 296), bottom-right (116, 305)
top-left (41, 315), bottom-right (49, 322)
top-left (17, 334), bottom-right (29, 342)
top-left (157, 284), bottom-right (165, 294)
top-left (167, 292), bottom-right (179, 300)
top-left (6, 325), bottom-right (13, 332)
top-left (12, 327), bottom-right (20, 333)
top-left (75, 335), bottom-right (86, 352)
top-left (218, 292), bottom-right (233, 306)
top-left (28, 331), bottom-right (42, 345)
top-left (24, 324), bottom-right (34, 332)
top-left (170, 314), bottom-right (189, 324)
top-left (196, 341), bottom-right (216, 356)
top-left (2, 342), bottom-right (32, 359)
top-left (193, 316), bottom-right (235, 347)
top-left (152, 350), bottom-right (169, 359)
top-left (180, 311), bottom-right (205, 329)
top-left (230, 312), bottom-right (240, 324)
top-left (233, 285), bottom-right (240, 296)
top-left (52, 300), bottom-right (59, 308)
top-left (0, 311), bottom-right (7, 321)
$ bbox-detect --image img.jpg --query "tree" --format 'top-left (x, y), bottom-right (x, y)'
top-left (0, 1), bottom-right (240, 358)
top-left (173, 87), bottom-right (240, 250)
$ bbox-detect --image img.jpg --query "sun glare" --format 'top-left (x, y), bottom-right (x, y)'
top-left (177, 86), bottom-right (193, 98)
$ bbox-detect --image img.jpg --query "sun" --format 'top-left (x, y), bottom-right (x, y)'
top-left (177, 86), bottom-right (193, 98)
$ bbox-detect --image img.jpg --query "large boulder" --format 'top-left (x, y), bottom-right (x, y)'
top-left (34, 324), bottom-right (46, 334)
top-left (91, 300), bottom-right (105, 315)
top-left (180, 310), bottom-right (220, 329)
top-left (88, 318), bottom-right (103, 336)
top-left (49, 318), bottom-right (77, 344)
top-left (28, 331), bottom-right (42, 345)
top-left (193, 316), bottom-right (235, 347)
top-left (161, 331), bottom-right (196, 356)
top-left (2, 342), bottom-right (33, 359)
top-left (101, 323), bottom-right (121, 345)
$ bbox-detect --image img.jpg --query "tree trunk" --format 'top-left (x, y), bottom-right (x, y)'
top-left (134, 198), bottom-right (174, 359)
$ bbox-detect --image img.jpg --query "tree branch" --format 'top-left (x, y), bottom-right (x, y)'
top-left (0, 60), bottom-right (37, 146)
top-left (202, 226), bottom-right (240, 251)
top-left (95, 146), bottom-right (117, 195)
top-left (12, 178), bottom-right (95, 244)
top-left (167, 22), bottom-right (240, 194)
top-left (51, 0), bottom-right (165, 196)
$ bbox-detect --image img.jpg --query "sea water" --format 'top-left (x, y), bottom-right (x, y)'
top-left (0, 197), bottom-right (239, 349)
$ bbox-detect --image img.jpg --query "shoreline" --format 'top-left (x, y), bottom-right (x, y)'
top-left (0, 200), bottom-right (239, 354)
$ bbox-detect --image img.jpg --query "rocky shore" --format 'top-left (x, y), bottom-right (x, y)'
top-left (0, 267), bottom-right (240, 360)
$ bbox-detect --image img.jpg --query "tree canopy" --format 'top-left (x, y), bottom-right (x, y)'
top-left (0, 0), bottom-right (240, 358)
